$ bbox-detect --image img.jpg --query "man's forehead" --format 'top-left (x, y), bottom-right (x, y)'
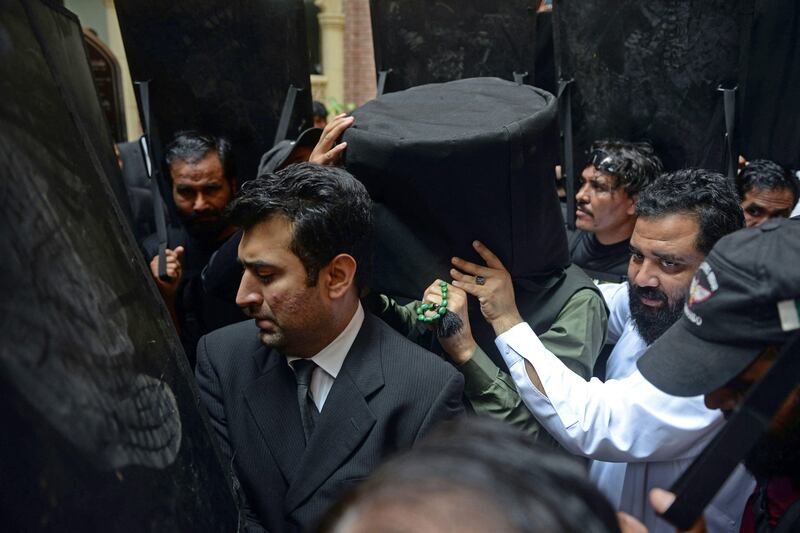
top-left (744, 187), bottom-right (796, 209)
top-left (170, 152), bottom-right (225, 180)
top-left (631, 214), bottom-right (701, 255)
top-left (582, 165), bottom-right (617, 183)
top-left (238, 216), bottom-right (294, 255)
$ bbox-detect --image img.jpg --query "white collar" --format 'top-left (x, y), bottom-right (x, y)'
top-left (287, 302), bottom-right (365, 379)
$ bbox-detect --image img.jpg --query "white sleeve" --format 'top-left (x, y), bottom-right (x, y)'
top-left (599, 282), bottom-right (628, 344)
top-left (496, 322), bottom-right (723, 462)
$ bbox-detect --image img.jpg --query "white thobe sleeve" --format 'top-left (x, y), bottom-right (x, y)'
top-left (496, 322), bottom-right (723, 462)
top-left (599, 282), bottom-right (628, 344)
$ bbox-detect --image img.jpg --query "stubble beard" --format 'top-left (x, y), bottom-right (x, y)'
top-left (257, 328), bottom-right (285, 350)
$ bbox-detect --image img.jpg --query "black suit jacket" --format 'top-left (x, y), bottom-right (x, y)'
top-left (196, 312), bottom-right (464, 532)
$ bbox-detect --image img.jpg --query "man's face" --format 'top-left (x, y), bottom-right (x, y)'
top-left (575, 166), bottom-right (636, 237)
top-left (705, 347), bottom-right (800, 480)
top-left (170, 152), bottom-right (236, 240)
top-left (235, 216), bottom-right (330, 358)
top-left (627, 215), bottom-right (704, 345)
top-left (740, 186), bottom-right (795, 227)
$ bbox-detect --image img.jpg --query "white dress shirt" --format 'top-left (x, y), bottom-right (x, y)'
top-left (287, 303), bottom-right (365, 411)
top-left (496, 282), bottom-right (754, 533)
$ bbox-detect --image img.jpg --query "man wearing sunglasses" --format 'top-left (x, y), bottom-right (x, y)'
top-left (570, 140), bottom-right (662, 282)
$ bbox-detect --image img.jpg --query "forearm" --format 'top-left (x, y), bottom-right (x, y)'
top-left (499, 323), bottom-right (722, 461)
top-left (363, 292), bottom-right (419, 338)
top-left (456, 347), bottom-right (560, 449)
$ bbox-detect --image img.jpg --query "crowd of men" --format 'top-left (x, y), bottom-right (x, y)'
top-left (123, 100), bottom-right (800, 533)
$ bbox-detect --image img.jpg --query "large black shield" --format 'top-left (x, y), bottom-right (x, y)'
top-left (22, 0), bottom-right (135, 231)
top-left (114, 0), bottom-right (313, 185)
top-left (369, 0), bottom-right (540, 93)
top-left (738, 0), bottom-right (800, 170)
top-left (0, 1), bottom-right (238, 530)
top-left (554, 0), bottom-right (747, 172)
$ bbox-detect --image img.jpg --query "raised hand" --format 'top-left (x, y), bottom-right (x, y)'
top-left (422, 280), bottom-right (477, 364)
top-left (451, 240), bottom-right (523, 336)
top-left (149, 246), bottom-right (184, 300)
top-left (309, 113), bottom-right (354, 166)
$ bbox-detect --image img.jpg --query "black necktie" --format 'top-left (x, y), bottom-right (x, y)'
top-left (291, 359), bottom-right (319, 444)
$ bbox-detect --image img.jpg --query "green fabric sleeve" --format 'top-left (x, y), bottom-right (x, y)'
top-left (362, 292), bottom-right (420, 337)
top-left (458, 288), bottom-right (607, 444)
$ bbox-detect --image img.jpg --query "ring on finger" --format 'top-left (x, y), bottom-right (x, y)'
top-left (475, 275), bottom-right (486, 286)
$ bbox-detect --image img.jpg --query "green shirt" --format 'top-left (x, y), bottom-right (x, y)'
top-left (364, 287), bottom-right (607, 445)
top-left (459, 288), bottom-right (607, 445)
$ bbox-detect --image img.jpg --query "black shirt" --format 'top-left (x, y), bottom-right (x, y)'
top-left (568, 229), bottom-right (630, 283)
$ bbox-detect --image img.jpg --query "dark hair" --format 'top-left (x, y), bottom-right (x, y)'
top-left (317, 417), bottom-right (621, 533)
top-left (588, 140), bottom-right (663, 196)
top-left (165, 130), bottom-right (236, 181)
top-left (312, 100), bottom-right (328, 120)
top-left (736, 159), bottom-right (799, 205)
top-left (226, 163), bottom-right (372, 287)
top-left (636, 168), bottom-right (745, 255)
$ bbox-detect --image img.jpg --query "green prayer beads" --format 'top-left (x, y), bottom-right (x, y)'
top-left (415, 281), bottom-right (449, 322)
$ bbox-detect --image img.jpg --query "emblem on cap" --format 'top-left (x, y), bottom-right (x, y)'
top-left (688, 262), bottom-right (718, 307)
top-left (778, 299), bottom-right (800, 332)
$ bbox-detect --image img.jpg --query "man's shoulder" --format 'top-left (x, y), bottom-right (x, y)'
top-left (198, 319), bottom-right (262, 362)
top-left (567, 228), bottom-right (590, 247)
top-left (364, 313), bottom-right (459, 380)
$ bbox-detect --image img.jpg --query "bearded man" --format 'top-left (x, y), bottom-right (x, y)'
top-left (142, 131), bottom-right (239, 364)
top-left (442, 169), bottom-right (754, 532)
top-left (635, 217), bottom-right (800, 532)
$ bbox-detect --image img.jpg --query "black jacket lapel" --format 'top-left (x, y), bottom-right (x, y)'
top-left (243, 347), bottom-right (306, 484)
top-left (284, 314), bottom-right (385, 512)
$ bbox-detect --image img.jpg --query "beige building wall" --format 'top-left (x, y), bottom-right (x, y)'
top-left (315, 0), bottom-right (344, 106)
top-left (314, 0), bottom-right (376, 110)
top-left (104, 0), bottom-right (141, 141)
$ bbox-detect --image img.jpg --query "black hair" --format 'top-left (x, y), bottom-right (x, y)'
top-left (226, 163), bottom-right (372, 287)
top-left (588, 140), bottom-right (663, 196)
top-left (636, 168), bottom-right (745, 255)
top-left (736, 159), bottom-right (799, 205)
top-left (312, 100), bottom-right (328, 120)
top-left (317, 417), bottom-right (621, 533)
top-left (165, 130), bottom-right (236, 181)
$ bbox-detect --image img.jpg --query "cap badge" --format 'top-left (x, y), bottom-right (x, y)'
top-left (688, 262), bottom-right (718, 307)
top-left (778, 299), bottom-right (800, 332)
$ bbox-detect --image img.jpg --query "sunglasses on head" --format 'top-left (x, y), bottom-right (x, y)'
top-left (589, 150), bottom-right (620, 176)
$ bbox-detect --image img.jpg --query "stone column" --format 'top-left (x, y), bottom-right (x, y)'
top-left (315, 0), bottom-right (345, 105)
top-left (104, 0), bottom-right (141, 140)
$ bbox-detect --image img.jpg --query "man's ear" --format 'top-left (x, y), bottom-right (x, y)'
top-left (626, 193), bottom-right (638, 216)
top-left (229, 176), bottom-right (239, 194)
top-left (324, 253), bottom-right (358, 299)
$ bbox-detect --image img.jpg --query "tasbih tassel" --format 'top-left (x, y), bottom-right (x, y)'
top-left (436, 310), bottom-right (463, 338)
top-left (415, 281), bottom-right (464, 338)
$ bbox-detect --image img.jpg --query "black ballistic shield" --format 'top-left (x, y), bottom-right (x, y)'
top-left (0, 1), bottom-right (238, 530)
top-left (343, 77), bottom-right (568, 300)
top-left (738, 0), bottom-right (800, 170)
top-left (554, 0), bottom-right (747, 172)
top-left (114, 0), bottom-right (313, 185)
top-left (369, 0), bottom-right (539, 93)
top-left (22, 0), bottom-right (135, 232)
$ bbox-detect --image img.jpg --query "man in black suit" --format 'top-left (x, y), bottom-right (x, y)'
top-left (195, 163), bottom-right (464, 532)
